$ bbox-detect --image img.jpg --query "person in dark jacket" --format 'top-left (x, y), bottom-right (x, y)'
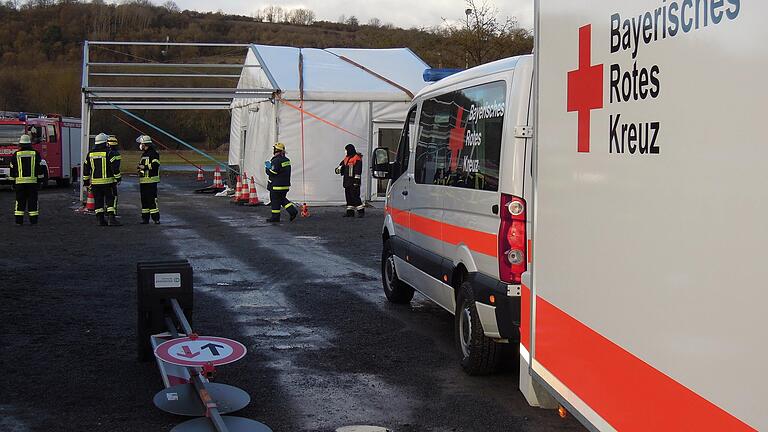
top-left (83, 133), bottom-right (122, 226)
top-left (8, 134), bottom-right (44, 225)
top-left (335, 143), bottom-right (364, 217)
top-left (107, 135), bottom-right (121, 214)
top-left (265, 142), bottom-right (298, 223)
top-left (136, 135), bottom-right (161, 224)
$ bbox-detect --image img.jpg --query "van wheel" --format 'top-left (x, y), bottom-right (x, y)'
top-left (455, 281), bottom-right (501, 375)
top-left (382, 239), bottom-right (414, 304)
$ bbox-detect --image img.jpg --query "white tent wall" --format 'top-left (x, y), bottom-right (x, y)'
top-left (241, 100), bottom-right (277, 203)
top-left (273, 100), bottom-right (369, 205)
top-left (228, 106), bottom-right (243, 166)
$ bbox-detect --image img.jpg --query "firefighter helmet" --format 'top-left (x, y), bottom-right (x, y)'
top-left (94, 133), bottom-right (109, 145)
top-left (273, 142), bottom-right (285, 152)
top-left (18, 134), bottom-right (31, 145)
top-left (136, 135), bottom-right (152, 145)
top-left (107, 135), bottom-right (118, 147)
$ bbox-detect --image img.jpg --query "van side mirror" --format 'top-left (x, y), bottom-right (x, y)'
top-left (371, 147), bottom-right (392, 179)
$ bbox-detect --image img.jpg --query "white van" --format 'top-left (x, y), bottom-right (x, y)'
top-left (372, 54), bottom-right (534, 374)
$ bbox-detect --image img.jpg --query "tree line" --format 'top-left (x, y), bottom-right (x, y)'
top-left (0, 0), bottom-right (532, 149)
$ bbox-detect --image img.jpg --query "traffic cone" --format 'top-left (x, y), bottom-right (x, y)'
top-left (213, 167), bottom-right (222, 188)
top-left (196, 168), bottom-right (204, 181)
top-left (231, 175), bottom-right (242, 203)
top-left (86, 188), bottom-right (96, 212)
top-left (301, 203), bottom-right (310, 218)
top-left (247, 177), bottom-right (260, 206)
top-left (239, 175), bottom-right (250, 204)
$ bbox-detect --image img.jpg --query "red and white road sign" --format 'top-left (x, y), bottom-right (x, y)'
top-left (154, 336), bottom-right (247, 367)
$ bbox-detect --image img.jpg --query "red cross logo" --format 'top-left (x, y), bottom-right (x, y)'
top-left (567, 24), bottom-right (603, 153)
top-left (448, 107), bottom-right (466, 171)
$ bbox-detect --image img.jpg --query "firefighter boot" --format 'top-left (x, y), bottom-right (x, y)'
top-left (29, 215), bottom-right (38, 225)
top-left (97, 213), bottom-right (108, 226)
top-left (288, 205), bottom-right (298, 222)
top-left (357, 208), bottom-right (365, 218)
top-left (108, 213), bottom-right (122, 226)
top-left (266, 214), bottom-right (280, 223)
top-left (344, 209), bottom-right (355, 217)
top-left (15, 215), bottom-right (23, 225)
top-left (151, 213), bottom-right (160, 224)
top-left (141, 214), bottom-right (150, 224)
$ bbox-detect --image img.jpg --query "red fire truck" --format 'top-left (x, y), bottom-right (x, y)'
top-left (0, 113), bottom-right (81, 187)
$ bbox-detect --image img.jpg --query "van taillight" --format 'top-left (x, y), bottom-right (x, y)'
top-left (499, 194), bottom-right (526, 284)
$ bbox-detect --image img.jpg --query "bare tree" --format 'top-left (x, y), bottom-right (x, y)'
top-left (367, 17), bottom-right (381, 27)
top-left (444, 0), bottom-right (527, 67)
top-left (288, 8), bottom-right (314, 25)
top-left (161, 0), bottom-right (178, 12)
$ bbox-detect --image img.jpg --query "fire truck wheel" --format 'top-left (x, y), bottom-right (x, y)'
top-left (381, 239), bottom-right (414, 304)
top-left (455, 281), bottom-right (501, 375)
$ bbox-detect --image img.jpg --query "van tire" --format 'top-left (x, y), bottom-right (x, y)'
top-left (455, 281), bottom-right (501, 375)
top-left (382, 239), bottom-right (414, 304)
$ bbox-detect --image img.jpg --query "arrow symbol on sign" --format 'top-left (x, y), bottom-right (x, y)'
top-left (201, 343), bottom-right (225, 356)
top-left (177, 345), bottom-right (200, 358)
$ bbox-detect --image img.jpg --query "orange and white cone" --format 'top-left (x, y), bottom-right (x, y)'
top-left (239, 176), bottom-right (250, 204)
top-left (213, 167), bottom-right (222, 188)
top-left (232, 175), bottom-right (242, 202)
top-left (301, 203), bottom-right (310, 218)
top-left (248, 177), bottom-right (260, 206)
top-left (196, 168), bottom-right (204, 181)
top-left (86, 188), bottom-right (96, 212)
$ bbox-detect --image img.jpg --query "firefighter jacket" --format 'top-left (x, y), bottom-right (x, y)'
top-left (138, 148), bottom-right (160, 184)
top-left (266, 153), bottom-right (291, 191)
top-left (338, 153), bottom-right (363, 188)
top-left (84, 143), bottom-right (121, 185)
top-left (9, 145), bottom-right (43, 184)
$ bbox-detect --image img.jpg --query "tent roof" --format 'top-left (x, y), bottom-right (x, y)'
top-left (236, 44), bottom-right (430, 103)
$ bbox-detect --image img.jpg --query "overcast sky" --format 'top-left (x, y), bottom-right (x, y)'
top-left (167, 0), bottom-right (534, 30)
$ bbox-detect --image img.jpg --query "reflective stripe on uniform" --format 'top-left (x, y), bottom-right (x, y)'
top-left (15, 150), bottom-right (38, 184)
top-left (271, 209), bottom-right (281, 214)
top-left (29, 210), bottom-right (39, 216)
top-left (281, 161), bottom-right (291, 167)
top-left (272, 186), bottom-right (289, 191)
top-left (141, 209), bottom-right (150, 214)
top-left (139, 176), bottom-right (160, 184)
top-left (356, 205), bottom-right (365, 210)
top-left (283, 202), bottom-right (295, 209)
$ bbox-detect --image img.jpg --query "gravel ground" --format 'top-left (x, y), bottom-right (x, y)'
top-left (0, 174), bottom-right (585, 432)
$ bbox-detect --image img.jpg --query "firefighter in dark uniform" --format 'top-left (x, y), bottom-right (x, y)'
top-left (136, 135), bottom-right (161, 224)
top-left (335, 143), bottom-right (364, 217)
top-left (107, 135), bottom-right (121, 214)
top-left (265, 142), bottom-right (298, 223)
top-left (83, 133), bottom-right (122, 226)
top-left (9, 134), bottom-right (44, 225)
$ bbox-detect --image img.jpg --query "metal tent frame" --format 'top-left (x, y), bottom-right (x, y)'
top-left (79, 41), bottom-right (278, 199)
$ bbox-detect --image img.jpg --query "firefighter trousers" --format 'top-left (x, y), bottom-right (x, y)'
top-left (269, 190), bottom-right (297, 220)
top-left (14, 183), bottom-right (39, 224)
top-left (140, 182), bottom-right (159, 222)
top-left (91, 184), bottom-right (115, 215)
top-left (111, 183), bottom-right (119, 215)
top-left (344, 185), bottom-right (363, 210)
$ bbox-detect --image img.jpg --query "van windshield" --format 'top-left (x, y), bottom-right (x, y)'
top-left (414, 81), bottom-right (505, 191)
top-left (0, 124), bottom-right (24, 145)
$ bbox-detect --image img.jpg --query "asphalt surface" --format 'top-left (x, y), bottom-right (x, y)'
top-left (0, 174), bottom-right (585, 432)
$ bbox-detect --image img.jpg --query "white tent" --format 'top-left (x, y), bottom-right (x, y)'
top-left (229, 44), bottom-right (430, 204)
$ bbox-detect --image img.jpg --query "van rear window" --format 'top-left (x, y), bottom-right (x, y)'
top-left (414, 81), bottom-right (505, 191)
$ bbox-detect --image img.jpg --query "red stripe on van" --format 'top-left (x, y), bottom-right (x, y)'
top-left (534, 295), bottom-right (756, 431)
top-left (520, 284), bottom-right (531, 350)
top-left (386, 206), bottom-right (497, 257)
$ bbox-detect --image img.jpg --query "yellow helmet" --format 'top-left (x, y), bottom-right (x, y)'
top-left (273, 142), bottom-right (286, 152)
top-left (18, 134), bottom-right (31, 145)
top-left (107, 135), bottom-right (118, 146)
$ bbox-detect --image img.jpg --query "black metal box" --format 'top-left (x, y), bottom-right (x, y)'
top-left (137, 260), bottom-right (193, 361)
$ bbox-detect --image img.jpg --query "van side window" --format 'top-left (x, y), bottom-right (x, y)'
top-left (414, 81), bottom-right (506, 191)
top-left (394, 106), bottom-right (416, 180)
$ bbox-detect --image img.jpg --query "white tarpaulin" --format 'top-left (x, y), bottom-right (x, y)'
top-left (229, 44), bottom-right (429, 204)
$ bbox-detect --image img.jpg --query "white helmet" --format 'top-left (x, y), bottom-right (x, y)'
top-left (19, 134), bottom-right (31, 145)
top-left (136, 135), bottom-right (152, 145)
top-left (94, 133), bottom-right (109, 145)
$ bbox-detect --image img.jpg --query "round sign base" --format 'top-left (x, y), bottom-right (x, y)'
top-left (171, 416), bottom-right (272, 432)
top-left (154, 383), bottom-right (250, 416)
